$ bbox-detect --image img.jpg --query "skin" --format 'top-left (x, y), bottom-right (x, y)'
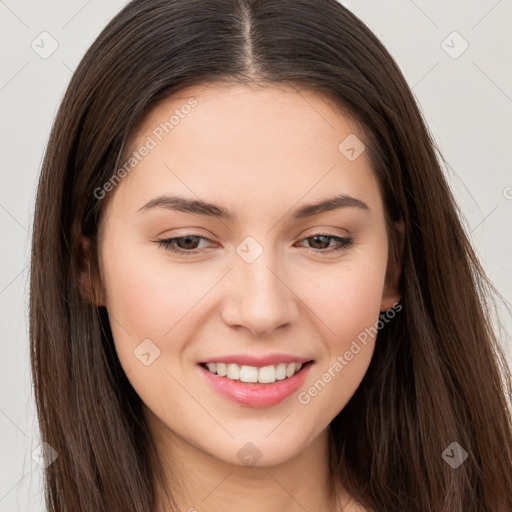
top-left (80, 82), bottom-right (402, 512)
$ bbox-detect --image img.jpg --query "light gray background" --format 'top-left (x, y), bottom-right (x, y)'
top-left (1, 1), bottom-right (511, 510)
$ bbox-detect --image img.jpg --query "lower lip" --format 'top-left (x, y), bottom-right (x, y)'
top-left (198, 362), bottom-right (313, 408)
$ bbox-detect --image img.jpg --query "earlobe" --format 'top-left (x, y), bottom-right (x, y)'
top-left (74, 228), bottom-right (106, 307)
top-left (380, 290), bottom-right (401, 312)
top-left (380, 216), bottom-right (405, 312)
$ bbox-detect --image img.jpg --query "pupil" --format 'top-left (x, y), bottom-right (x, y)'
top-left (180, 236), bottom-right (198, 249)
top-left (311, 235), bottom-right (328, 249)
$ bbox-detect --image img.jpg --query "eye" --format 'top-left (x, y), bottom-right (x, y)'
top-left (158, 233), bottom-right (215, 255)
top-left (157, 232), bottom-right (353, 255)
top-left (295, 232), bottom-right (354, 253)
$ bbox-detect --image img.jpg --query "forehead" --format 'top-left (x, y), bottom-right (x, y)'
top-left (107, 82), bottom-right (382, 223)
top-left (123, 81), bottom-right (364, 161)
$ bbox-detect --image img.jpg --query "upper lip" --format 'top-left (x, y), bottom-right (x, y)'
top-left (199, 353), bottom-right (314, 367)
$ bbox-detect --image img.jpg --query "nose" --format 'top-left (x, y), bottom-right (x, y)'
top-left (221, 249), bottom-right (299, 336)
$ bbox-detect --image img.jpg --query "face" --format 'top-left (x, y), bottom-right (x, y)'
top-left (85, 82), bottom-right (400, 468)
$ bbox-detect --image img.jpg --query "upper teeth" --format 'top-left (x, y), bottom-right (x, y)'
top-left (205, 362), bottom-right (303, 384)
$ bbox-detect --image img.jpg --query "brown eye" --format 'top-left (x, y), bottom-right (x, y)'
top-left (158, 234), bottom-right (214, 255)
top-left (297, 233), bottom-right (354, 253)
top-left (157, 232), bottom-right (353, 256)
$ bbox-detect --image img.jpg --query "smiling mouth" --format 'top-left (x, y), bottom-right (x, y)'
top-left (199, 360), bottom-right (314, 385)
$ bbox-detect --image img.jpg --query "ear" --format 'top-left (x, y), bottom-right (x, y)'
top-left (380, 216), bottom-right (404, 311)
top-left (73, 223), bottom-right (106, 307)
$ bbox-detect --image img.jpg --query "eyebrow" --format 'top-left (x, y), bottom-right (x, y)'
top-left (137, 193), bottom-right (370, 220)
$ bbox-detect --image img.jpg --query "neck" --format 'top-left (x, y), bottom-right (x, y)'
top-left (147, 411), bottom-right (343, 512)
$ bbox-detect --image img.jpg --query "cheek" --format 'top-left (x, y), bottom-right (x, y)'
top-left (99, 243), bottom-right (217, 418)
top-left (297, 246), bottom-right (387, 345)
top-left (99, 239), bottom-right (211, 366)
top-left (293, 250), bottom-right (387, 419)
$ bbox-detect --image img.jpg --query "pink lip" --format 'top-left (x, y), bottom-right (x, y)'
top-left (200, 353), bottom-right (313, 367)
top-left (198, 361), bottom-right (314, 408)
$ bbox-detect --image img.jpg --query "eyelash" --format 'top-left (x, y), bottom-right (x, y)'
top-left (157, 232), bottom-right (354, 256)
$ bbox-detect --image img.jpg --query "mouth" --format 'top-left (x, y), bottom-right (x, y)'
top-left (198, 360), bottom-right (314, 384)
top-left (197, 360), bottom-right (315, 408)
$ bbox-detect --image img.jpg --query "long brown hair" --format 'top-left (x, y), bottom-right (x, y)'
top-left (29, 0), bottom-right (512, 510)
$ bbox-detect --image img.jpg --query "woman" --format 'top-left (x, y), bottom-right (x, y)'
top-left (29, 0), bottom-right (512, 511)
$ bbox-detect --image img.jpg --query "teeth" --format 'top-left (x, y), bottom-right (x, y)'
top-left (276, 363), bottom-right (287, 380)
top-left (226, 363), bottom-right (240, 380)
top-left (240, 365), bottom-right (258, 383)
top-left (216, 362), bottom-right (227, 376)
top-left (258, 365), bottom-right (276, 383)
top-left (203, 362), bottom-right (305, 384)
